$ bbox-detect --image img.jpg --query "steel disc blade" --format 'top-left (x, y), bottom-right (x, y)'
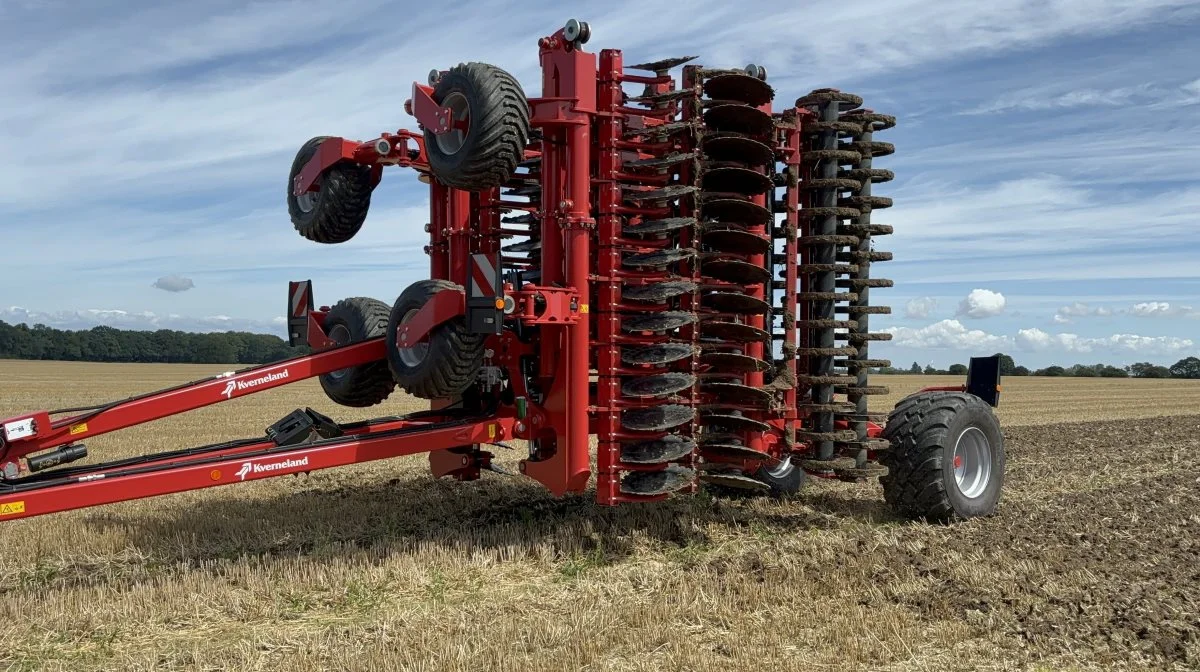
top-left (623, 184), bottom-right (698, 203)
top-left (703, 73), bottom-right (774, 107)
top-left (621, 465), bottom-right (695, 496)
top-left (700, 197), bottom-right (772, 225)
top-left (702, 133), bottom-right (775, 165)
top-left (700, 258), bottom-right (771, 284)
top-left (700, 351), bottom-right (770, 373)
top-left (625, 152), bottom-right (695, 169)
top-left (623, 311), bottom-right (696, 333)
top-left (701, 291), bottom-right (770, 314)
top-left (700, 471), bottom-right (772, 492)
top-left (621, 373), bottom-right (696, 398)
top-left (701, 225), bottom-right (771, 256)
top-left (703, 381), bottom-right (774, 405)
top-left (701, 443), bottom-right (772, 461)
top-left (623, 281), bottom-right (697, 303)
top-left (622, 404), bottom-right (695, 432)
top-left (699, 412), bottom-right (772, 432)
top-left (620, 435), bottom-right (696, 464)
top-left (700, 320), bottom-right (770, 342)
top-left (501, 239), bottom-right (541, 253)
top-left (627, 56), bottom-right (699, 71)
top-left (624, 217), bottom-right (696, 236)
top-left (704, 103), bottom-right (774, 137)
top-left (622, 248), bottom-right (695, 269)
top-left (502, 213), bottom-right (536, 225)
top-left (701, 166), bottom-right (773, 195)
top-left (622, 343), bottom-right (698, 366)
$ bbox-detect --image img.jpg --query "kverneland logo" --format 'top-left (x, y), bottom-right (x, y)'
top-left (235, 455), bottom-right (309, 481)
top-left (221, 370), bottom-right (289, 399)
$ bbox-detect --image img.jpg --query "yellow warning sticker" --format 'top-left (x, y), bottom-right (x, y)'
top-left (0, 501), bottom-right (26, 516)
top-left (488, 424), bottom-right (497, 439)
top-left (69, 423), bottom-right (88, 435)
top-left (579, 304), bottom-right (589, 313)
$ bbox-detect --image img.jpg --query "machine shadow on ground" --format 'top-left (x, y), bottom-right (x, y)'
top-left (82, 471), bottom-right (903, 566)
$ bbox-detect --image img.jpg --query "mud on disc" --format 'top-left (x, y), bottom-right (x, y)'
top-left (701, 226), bottom-right (772, 256)
top-left (622, 404), bottom-right (695, 432)
top-left (624, 217), bottom-right (696, 237)
top-left (702, 381), bottom-right (774, 406)
top-left (700, 351), bottom-right (770, 373)
top-left (620, 435), bottom-right (696, 464)
top-left (622, 248), bottom-right (695, 269)
top-left (699, 412), bottom-right (771, 432)
top-left (700, 320), bottom-right (770, 342)
top-left (623, 184), bottom-right (698, 203)
top-left (623, 281), bottom-right (697, 302)
top-left (621, 465), bottom-right (695, 496)
top-left (623, 311), bottom-right (696, 333)
top-left (622, 343), bottom-right (698, 366)
top-left (621, 372), bottom-right (696, 398)
top-left (703, 73), bottom-right (774, 107)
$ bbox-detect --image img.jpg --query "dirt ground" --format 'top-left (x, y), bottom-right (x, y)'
top-left (0, 362), bottom-right (1198, 671)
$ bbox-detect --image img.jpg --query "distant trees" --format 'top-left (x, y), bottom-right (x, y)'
top-left (1128, 362), bottom-right (1172, 378)
top-left (0, 320), bottom-right (305, 365)
top-left (870, 354), bottom-right (1199, 379)
top-left (948, 363), bottom-right (968, 375)
top-left (1170, 357), bottom-right (1200, 379)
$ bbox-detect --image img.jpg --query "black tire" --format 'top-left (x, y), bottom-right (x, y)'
top-left (424, 63), bottom-right (530, 191)
top-left (287, 136), bottom-right (374, 244)
top-left (318, 298), bottom-right (396, 407)
top-left (386, 280), bottom-right (486, 399)
top-left (879, 391), bottom-right (1005, 523)
top-left (704, 456), bottom-right (807, 499)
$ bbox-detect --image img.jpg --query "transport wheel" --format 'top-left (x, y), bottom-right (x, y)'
top-left (318, 298), bottom-right (396, 407)
top-left (287, 136), bottom-right (374, 244)
top-left (705, 457), bottom-right (807, 499)
top-left (386, 279), bottom-right (486, 399)
top-left (879, 391), bottom-right (1005, 523)
top-left (423, 63), bottom-right (530, 191)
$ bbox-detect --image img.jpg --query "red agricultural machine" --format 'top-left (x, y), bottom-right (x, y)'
top-left (0, 19), bottom-right (1005, 524)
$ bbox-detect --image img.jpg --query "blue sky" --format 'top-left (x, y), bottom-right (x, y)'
top-left (1, 0), bottom-right (1198, 369)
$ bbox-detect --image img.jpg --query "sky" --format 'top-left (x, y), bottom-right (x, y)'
top-left (1, 0), bottom-right (1198, 369)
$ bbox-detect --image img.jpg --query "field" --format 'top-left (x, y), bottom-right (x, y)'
top-left (1, 360), bottom-right (1199, 671)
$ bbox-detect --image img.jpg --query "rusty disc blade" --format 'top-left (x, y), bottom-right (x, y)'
top-left (701, 226), bottom-right (771, 255)
top-left (623, 281), bottom-right (697, 302)
top-left (702, 133), bottom-right (775, 165)
top-left (703, 381), bottom-right (774, 405)
top-left (623, 311), bottom-right (696, 333)
top-left (700, 351), bottom-right (770, 373)
top-left (700, 320), bottom-right (770, 342)
top-left (703, 73), bottom-right (774, 106)
top-left (701, 291), bottom-right (770, 314)
top-left (700, 197), bottom-right (772, 225)
top-left (621, 465), bottom-right (695, 496)
top-left (620, 435), bottom-right (696, 464)
top-left (622, 372), bottom-right (696, 398)
top-left (701, 442), bottom-right (772, 461)
top-left (699, 471), bottom-right (772, 492)
top-left (699, 412), bottom-right (771, 432)
top-left (627, 55), bottom-right (698, 72)
top-left (700, 258), bottom-right (771, 284)
top-left (622, 248), bottom-right (694, 269)
top-left (701, 165), bottom-right (773, 195)
top-left (704, 103), bottom-right (774, 137)
top-left (501, 239), bottom-right (541, 253)
top-left (623, 184), bottom-right (698, 203)
top-left (622, 343), bottom-right (698, 366)
top-left (622, 404), bottom-right (695, 432)
top-left (624, 216), bottom-right (696, 236)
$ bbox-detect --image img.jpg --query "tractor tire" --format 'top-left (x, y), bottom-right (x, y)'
top-left (287, 136), bottom-right (374, 244)
top-left (318, 297), bottom-right (396, 407)
top-left (424, 63), bottom-right (530, 191)
top-left (879, 391), bottom-right (1005, 523)
top-left (386, 279), bottom-right (486, 400)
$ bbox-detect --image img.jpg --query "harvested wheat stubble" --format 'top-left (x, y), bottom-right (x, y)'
top-left (0, 361), bottom-right (1199, 671)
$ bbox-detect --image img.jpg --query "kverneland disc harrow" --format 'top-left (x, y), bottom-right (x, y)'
top-left (0, 18), bottom-right (1005, 527)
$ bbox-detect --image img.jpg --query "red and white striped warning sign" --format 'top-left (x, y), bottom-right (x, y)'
top-left (469, 253), bottom-right (498, 298)
top-left (289, 281), bottom-right (312, 318)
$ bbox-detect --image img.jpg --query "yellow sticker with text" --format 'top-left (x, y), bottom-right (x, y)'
top-left (69, 423), bottom-right (88, 435)
top-left (579, 304), bottom-right (589, 313)
top-left (0, 501), bottom-right (26, 516)
top-left (488, 424), bottom-right (497, 439)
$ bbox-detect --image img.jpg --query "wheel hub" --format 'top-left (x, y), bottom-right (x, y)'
top-left (325, 323), bottom-right (351, 381)
top-left (952, 426), bottom-right (992, 499)
top-left (434, 91), bottom-right (470, 155)
top-left (296, 175), bottom-right (321, 213)
top-left (396, 308), bottom-right (429, 367)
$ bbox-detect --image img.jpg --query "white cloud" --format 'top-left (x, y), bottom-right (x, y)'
top-left (151, 274), bottom-right (195, 292)
top-left (905, 297), bottom-right (937, 319)
top-left (1129, 301), bottom-right (1200, 318)
top-left (956, 289), bottom-right (1007, 319)
top-left (883, 319), bottom-right (1012, 350)
top-left (1016, 327), bottom-right (1193, 355)
top-left (0, 306), bottom-right (285, 335)
top-left (1053, 302), bottom-right (1113, 323)
top-left (961, 79), bottom-right (1200, 115)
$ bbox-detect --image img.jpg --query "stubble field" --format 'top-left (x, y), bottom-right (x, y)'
top-left (1, 360), bottom-right (1199, 671)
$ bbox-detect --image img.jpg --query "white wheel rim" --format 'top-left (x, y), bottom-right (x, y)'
top-left (434, 92), bottom-right (470, 155)
top-left (952, 426), bottom-right (993, 499)
top-left (296, 174), bottom-right (321, 213)
top-left (397, 308), bottom-right (429, 367)
top-left (325, 323), bottom-right (351, 381)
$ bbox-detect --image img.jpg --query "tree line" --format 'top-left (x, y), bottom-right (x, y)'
top-left (0, 320), bottom-right (308, 365)
top-left (876, 353), bottom-right (1200, 379)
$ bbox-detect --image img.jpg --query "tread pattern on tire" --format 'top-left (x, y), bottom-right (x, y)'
top-left (387, 280), bottom-right (486, 400)
top-left (318, 297), bottom-right (395, 407)
top-left (287, 136), bottom-right (374, 244)
top-left (879, 391), bottom-right (999, 523)
top-left (425, 63), bottom-right (530, 191)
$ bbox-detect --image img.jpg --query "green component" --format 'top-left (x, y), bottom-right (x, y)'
top-left (515, 396), bottom-right (527, 420)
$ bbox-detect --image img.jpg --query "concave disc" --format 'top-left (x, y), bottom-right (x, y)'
top-left (623, 312), bottom-right (696, 333)
top-left (699, 471), bottom-right (771, 492)
top-left (701, 443), bottom-right (772, 461)
top-left (502, 239), bottom-right (541, 253)
top-left (621, 373), bottom-right (696, 398)
top-left (701, 166), bottom-right (773, 195)
top-left (622, 343), bottom-right (698, 366)
top-left (704, 103), bottom-right (774, 137)
top-left (702, 226), bottom-right (772, 256)
top-left (699, 412), bottom-right (772, 432)
top-left (701, 291), bottom-right (770, 314)
top-left (620, 435), bottom-right (696, 464)
top-left (703, 133), bottom-right (775, 165)
top-left (700, 351), bottom-right (770, 373)
top-left (700, 321), bottom-right (770, 342)
top-left (623, 184), bottom-right (698, 203)
top-left (622, 466), bottom-right (695, 496)
top-left (703, 381), bottom-right (774, 405)
top-left (703, 73), bottom-right (774, 107)
top-left (624, 217), bottom-right (696, 236)
top-left (700, 197), bottom-right (772, 225)
top-left (622, 404), bottom-right (695, 432)
top-left (700, 258), bottom-right (771, 284)
top-left (623, 281), bottom-right (697, 302)
top-left (622, 248), bottom-right (695, 269)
